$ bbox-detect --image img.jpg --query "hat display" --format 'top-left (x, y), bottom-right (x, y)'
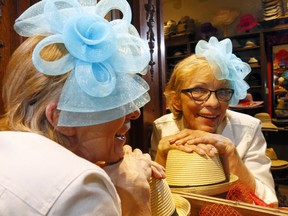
top-left (254, 113), bottom-right (278, 131)
top-left (237, 14), bottom-right (258, 32)
top-left (164, 20), bottom-right (177, 37)
top-left (248, 57), bottom-right (260, 68)
top-left (243, 40), bottom-right (258, 48)
top-left (266, 148), bottom-right (288, 169)
top-left (176, 16), bottom-right (195, 35)
top-left (212, 8), bottom-right (240, 26)
top-left (149, 178), bottom-right (191, 216)
top-left (166, 150), bottom-right (238, 196)
top-left (200, 22), bottom-right (217, 39)
top-left (262, 0), bottom-right (282, 21)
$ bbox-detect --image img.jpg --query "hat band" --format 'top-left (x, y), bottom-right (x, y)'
top-left (169, 178), bottom-right (228, 188)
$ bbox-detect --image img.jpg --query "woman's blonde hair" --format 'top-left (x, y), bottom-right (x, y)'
top-left (164, 54), bottom-right (229, 120)
top-left (0, 36), bottom-right (70, 146)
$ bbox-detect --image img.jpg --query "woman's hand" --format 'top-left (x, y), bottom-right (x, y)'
top-left (103, 145), bottom-right (164, 216)
top-left (156, 129), bottom-right (256, 191)
top-left (157, 129), bottom-right (236, 158)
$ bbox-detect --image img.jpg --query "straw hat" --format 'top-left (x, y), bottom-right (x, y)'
top-left (149, 178), bottom-right (191, 216)
top-left (166, 150), bottom-right (238, 196)
top-left (212, 8), bottom-right (240, 26)
top-left (254, 113), bottom-right (278, 131)
top-left (266, 148), bottom-right (288, 170)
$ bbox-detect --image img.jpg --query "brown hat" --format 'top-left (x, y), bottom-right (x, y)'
top-left (165, 150), bottom-right (238, 196)
top-left (254, 113), bottom-right (278, 131)
top-left (266, 148), bottom-right (288, 170)
top-left (149, 178), bottom-right (191, 216)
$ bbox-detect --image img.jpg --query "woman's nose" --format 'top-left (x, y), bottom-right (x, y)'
top-left (204, 92), bottom-right (220, 108)
top-left (126, 108), bottom-right (141, 120)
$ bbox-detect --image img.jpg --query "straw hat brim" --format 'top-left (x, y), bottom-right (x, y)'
top-left (271, 160), bottom-right (288, 170)
top-left (170, 174), bottom-right (238, 196)
top-left (172, 194), bottom-right (191, 216)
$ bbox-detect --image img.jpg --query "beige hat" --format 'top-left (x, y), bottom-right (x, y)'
top-left (266, 148), bottom-right (288, 170)
top-left (166, 150), bottom-right (238, 196)
top-left (254, 113), bottom-right (278, 131)
top-left (149, 178), bottom-right (191, 216)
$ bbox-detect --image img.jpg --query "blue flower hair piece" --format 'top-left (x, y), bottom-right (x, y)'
top-left (195, 36), bottom-right (251, 105)
top-left (14, 0), bottom-right (150, 126)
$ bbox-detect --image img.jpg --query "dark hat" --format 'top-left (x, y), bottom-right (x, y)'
top-left (200, 22), bottom-right (217, 39)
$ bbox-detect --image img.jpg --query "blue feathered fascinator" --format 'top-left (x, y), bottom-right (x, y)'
top-left (195, 36), bottom-right (251, 105)
top-left (14, 0), bottom-right (150, 126)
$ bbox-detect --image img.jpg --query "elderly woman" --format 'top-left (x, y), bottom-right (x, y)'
top-left (0, 0), bottom-right (165, 215)
top-left (150, 37), bottom-right (278, 205)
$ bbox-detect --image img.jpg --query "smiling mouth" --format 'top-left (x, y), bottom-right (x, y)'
top-left (198, 114), bottom-right (218, 119)
top-left (115, 134), bottom-right (126, 141)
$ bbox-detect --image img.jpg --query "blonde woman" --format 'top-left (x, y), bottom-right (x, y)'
top-left (150, 37), bottom-right (278, 206)
top-left (0, 0), bottom-right (165, 215)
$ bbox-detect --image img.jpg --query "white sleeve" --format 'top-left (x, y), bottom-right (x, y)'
top-left (150, 122), bottom-right (161, 160)
top-left (48, 169), bottom-right (121, 216)
top-left (242, 122), bottom-right (278, 204)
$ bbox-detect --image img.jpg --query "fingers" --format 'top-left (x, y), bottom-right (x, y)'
top-left (132, 148), bottom-right (144, 158)
top-left (151, 161), bottom-right (166, 179)
top-left (169, 129), bottom-right (206, 146)
top-left (123, 145), bottom-right (132, 155)
top-left (191, 143), bottom-right (218, 157)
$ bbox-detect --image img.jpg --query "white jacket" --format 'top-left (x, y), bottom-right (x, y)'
top-left (0, 131), bottom-right (121, 216)
top-left (150, 110), bottom-right (277, 204)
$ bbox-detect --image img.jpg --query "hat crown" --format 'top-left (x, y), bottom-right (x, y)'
top-left (149, 178), bottom-right (191, 216)
top-left (166, 150), bottom-right (227, 187)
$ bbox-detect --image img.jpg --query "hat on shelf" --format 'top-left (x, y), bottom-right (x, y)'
top-left (237, 14), bottom-right (258, 32)
top-left (149, 177), bottom-right (191, 216)
top-left (200, 22), bottom-right (218, 39)
top-left (212, 7), bottom-right (240, 26)
top-left (165, 150), bottom-right (238, 196)
top-left (248, 57), bottom-right (260, 67)
top-left (254, 113), bottom-right (278, 131)
top-left (177, 16), bottom-right (195, 35)
top-left (266, 148), bottom-right (288, 170)
top-left (164, 20), bottom-right (177, 36)
top-left (243, 40), bottom-right (258, 48)
top-left (262, 0), bottom-right (282, 21)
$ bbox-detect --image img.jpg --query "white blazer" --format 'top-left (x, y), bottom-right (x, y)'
top-left (0, 131), bottom-right (121, 216)
top-left (150, 110), bottom-right (278, 204)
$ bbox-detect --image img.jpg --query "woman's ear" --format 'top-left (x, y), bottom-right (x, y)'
top-left (171, 91), bottom-right (182, 111)
top-left (45, 102), bottom-right (75, 136)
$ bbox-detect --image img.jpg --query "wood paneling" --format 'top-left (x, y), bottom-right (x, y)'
top-left (127, 0), bottom-right (166, 152)
top-left (0, 0), bottom-right (33, 114)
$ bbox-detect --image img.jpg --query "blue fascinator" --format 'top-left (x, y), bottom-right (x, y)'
top-left (195, 36), bottom-right (251, 105)
top-left (14, 0), bottom-right (150, 126)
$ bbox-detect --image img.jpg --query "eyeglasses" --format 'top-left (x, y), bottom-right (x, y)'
top-left (181, 87), bottom-right (234, 102)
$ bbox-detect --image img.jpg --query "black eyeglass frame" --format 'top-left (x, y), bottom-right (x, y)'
top-left (181, 87), bottom-right (234, 102)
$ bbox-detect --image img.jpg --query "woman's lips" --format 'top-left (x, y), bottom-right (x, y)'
top-left (198, 113), bottom-right (218, 119)
top-left (115, 134), bottom-right (126, 141)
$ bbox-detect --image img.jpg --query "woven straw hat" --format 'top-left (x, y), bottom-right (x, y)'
top-left (149, 178), bottom-right (191, 216)
top-left (254, 113), bottom-right (278, 131)
top-left (266, 148), bottom-right (288, 170)
top-left (166, 150), bottom-right (238, 196)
